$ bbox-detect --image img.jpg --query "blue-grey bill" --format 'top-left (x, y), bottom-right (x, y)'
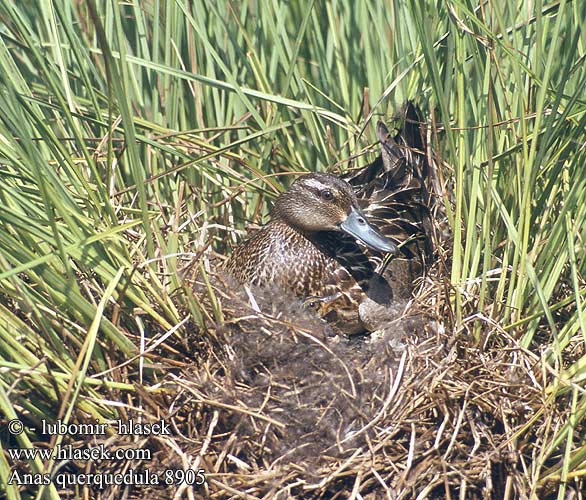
top-left (340, 208), bottom-right (398, 254)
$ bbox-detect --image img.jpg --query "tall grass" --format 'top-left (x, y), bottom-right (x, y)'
top-left (0, 0), bottom-right (584, 497)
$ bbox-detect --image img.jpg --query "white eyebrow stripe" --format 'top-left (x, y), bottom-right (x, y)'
top-left (302, 178), bottom-right (330, 191)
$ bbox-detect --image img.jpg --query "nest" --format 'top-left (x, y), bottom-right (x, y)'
top-left (36, 256), bottom-right (575, 500)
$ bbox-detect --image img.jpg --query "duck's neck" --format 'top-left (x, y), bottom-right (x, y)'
top-left (269, 217), bottom-right (313, 239)
top-left (269, 218), bottom-right (338, 258)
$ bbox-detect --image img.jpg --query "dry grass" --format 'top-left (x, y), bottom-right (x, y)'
top-left (11, 246), bottom-right (577, 500)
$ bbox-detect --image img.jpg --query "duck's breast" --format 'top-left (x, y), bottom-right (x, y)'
top-left (227, 221), bottom-right (335, 298)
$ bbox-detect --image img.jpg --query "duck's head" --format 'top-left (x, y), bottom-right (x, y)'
top-left (273, 173), bottom-right (397, 254)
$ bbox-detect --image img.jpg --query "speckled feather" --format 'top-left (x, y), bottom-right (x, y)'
top-left (225, 102), bottom-right (435, 334)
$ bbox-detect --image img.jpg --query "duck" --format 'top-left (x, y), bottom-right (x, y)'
top-left (225, 102), bottom-right (435, 335)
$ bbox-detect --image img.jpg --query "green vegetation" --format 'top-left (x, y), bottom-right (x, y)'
top-left (0, 0), bottom-right (584, 498)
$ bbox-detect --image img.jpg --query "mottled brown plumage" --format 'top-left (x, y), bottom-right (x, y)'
top-left (225, 102), bottom-right (435, 334)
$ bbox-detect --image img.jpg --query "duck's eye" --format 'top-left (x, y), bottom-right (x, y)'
top-left (321, 189), bottom-right (334, 201)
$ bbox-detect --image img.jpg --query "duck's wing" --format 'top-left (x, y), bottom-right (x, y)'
top-left (344, 102), bottom-right (435, 265)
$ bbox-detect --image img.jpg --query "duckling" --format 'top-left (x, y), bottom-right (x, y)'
top-left (225, 102), bottom-right (434, 334)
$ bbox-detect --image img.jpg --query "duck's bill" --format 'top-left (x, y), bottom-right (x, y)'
top-left (340, 208), bottom-right (398, 254)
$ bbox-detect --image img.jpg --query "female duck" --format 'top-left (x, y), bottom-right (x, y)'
top-left (225, 103), bottom-right (434, 334)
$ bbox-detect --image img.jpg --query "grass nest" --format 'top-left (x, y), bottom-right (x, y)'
top-left (45, 246), bottom-right (576, 500)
